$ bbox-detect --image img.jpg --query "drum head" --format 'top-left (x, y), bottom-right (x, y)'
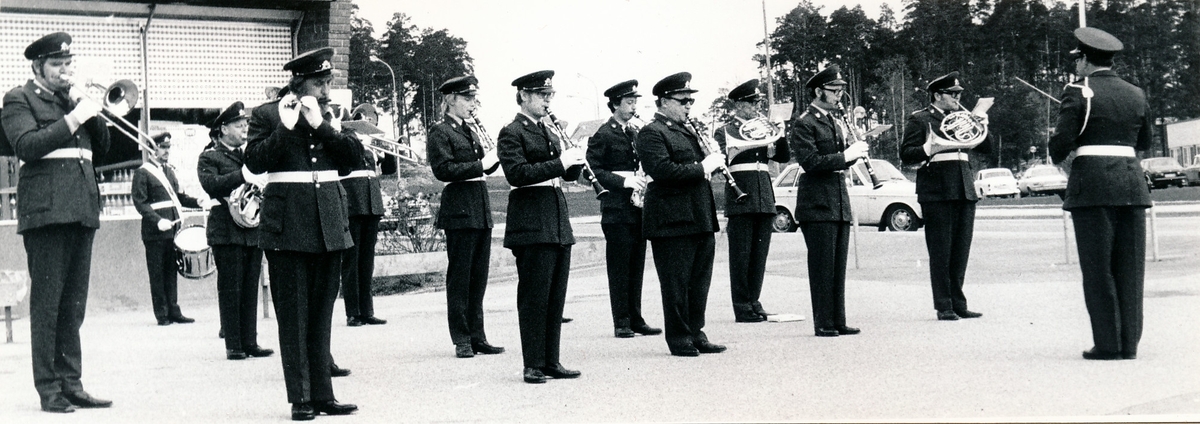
top-left (174, 225), bottom-right (209, 252)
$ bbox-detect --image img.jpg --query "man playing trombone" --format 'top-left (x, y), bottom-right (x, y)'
top-left (714, 80), bottom-right (789, 323)
top-left (427, 75), bottom-right (505, 358)
top-left (899, 72), bottom-right (991, 322)
top-left (1, 31), bottom-right (115, 413)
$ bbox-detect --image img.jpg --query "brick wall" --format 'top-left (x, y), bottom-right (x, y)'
top-left (295, 0), bottom-right (353, 89)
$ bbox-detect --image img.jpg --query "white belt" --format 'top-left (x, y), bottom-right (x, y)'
top-left (613, 171), bottom-right (635, 178)
top-left (510, 179), bottom-right (560, 190)
top-left (149, 200), bottom-right (174, 210)
top-left (40, 148), bottom-right (92, 161)
top-left (930, 152), bottom-right (969, 162)
top-left (452, 176), bottom-right (486, 183)
top-left (727, 162), bottom-right (768, 173)
top-left (1076, 145), bottom-right (1135, 157)
top-left (342, 170), bottom-right (377, 180)
top-left (267, 170), bottom-right (341, 184)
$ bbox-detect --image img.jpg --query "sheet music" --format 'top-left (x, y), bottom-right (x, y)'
top-left (861, 124), bottom-right (893, 139)
top-left (973, 97), bottom-right (995, 115)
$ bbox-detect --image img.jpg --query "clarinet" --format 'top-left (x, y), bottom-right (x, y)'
top-left (546, 111), bottom-right (608, 198)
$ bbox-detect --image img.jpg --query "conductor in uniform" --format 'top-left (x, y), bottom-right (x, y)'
top-left (713, 80), bottom-right (789, 323)
top-left (427, 75), bottom-right (506, 358)
top-left (1049, 28), bottom-right (1151, 361)
top-left (899, 72), bottom-right (991, 321)
top-left (244, 47), bottom-right (358, 420)
top-left (131, 132), bottom-right (201, 326)
top-left (585, 79), bottom-right (662, 338)
top-left (636, 72), bottom-right (727, 356)
top-left (198, 101), bottom-right (274, 360)
top-left (788, 66), bottom-right (864, 338)
top-left (497, 70), bottom-right (585, 383)
top-left (1, 31), bottom-right (114, 413)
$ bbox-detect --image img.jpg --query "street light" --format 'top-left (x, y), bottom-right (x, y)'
top-left (370, 55), bottom-right (403, 142)
top-left (575, 73), bottom-right (600, 119)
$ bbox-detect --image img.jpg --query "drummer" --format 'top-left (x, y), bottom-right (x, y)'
top-left (131, 132), bottom-right (202, 326)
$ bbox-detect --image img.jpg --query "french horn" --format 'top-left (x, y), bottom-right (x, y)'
top-left (936, 110), bottom-right (988, 149)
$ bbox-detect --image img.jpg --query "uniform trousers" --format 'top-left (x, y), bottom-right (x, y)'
top-left (444, 228), bottom-right (492, 346)
top-left (1071, 206), bottom-right (1145, 355)
top-left (24, 224), bottom-right (94, 401)
top-left (799, 222), bottom-right (849, 330)
top-left (263, 250), bottom-right (343, 404)
top-left (213, 245), bottom-right (263, 352)
top-left (920, 200), bottom-right (976, 312)
top-left (727, 214), bottom-right (774, 316)
top-left (601, 220), bottom-right (647, 328)
top-left (341, 216), bottom-right (380, 318)
top-left (142, 239), bottom-right (183, 321)
top-left (650, 233), bottom-right (715, 351)
top-left (512, 244), bottom-right (571, 369)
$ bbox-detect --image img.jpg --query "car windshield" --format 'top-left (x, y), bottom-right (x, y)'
top-left (854, 160), bottom-right (907, 182)
top-left (1024, 167), bottom-right (1062, 178)
top-left (981, 169), bottom-right (1013, 179)
top-left (1143, 158), bottom-right (1183, 169)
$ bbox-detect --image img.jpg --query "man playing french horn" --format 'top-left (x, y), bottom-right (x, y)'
top-left (899, 71), bottom-right (992, 322)
top-left (585, 79), bottom-right (662, 339)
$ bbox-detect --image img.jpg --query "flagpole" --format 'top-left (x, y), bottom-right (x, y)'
top-left (763, 0), bottom-right (773, 109)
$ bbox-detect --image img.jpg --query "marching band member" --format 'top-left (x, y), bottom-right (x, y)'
top-left (427, 75), bottom-right (505, 358)
top-left (2, 31), bottom-right (114, 414)
top-left (197, 101), bottom-right (274, 360)
top-left (789, 66), bottom-right (863, 338)
top-left (244, 47), bottom-right (358, 420)
top-left (899, 72), bottom-right (991, 321)
top-left (1049, 28), bottom-right (1151, 361)
top-left (713, 80), bottom-right (789, 323)
top-left (636, 72), bottom-right (727, 356)
top-left (497, 70), bottom-right (584, 383)
top-left (341, 110), bottom-right (387, 328)
top-left (131, 132), bottom-right (201, 326)
top-left (585, 79), bottom-right (662, 339)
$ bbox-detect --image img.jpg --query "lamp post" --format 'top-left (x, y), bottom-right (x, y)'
top-left (575, 72), bottom-right (600, 119)
top-left (370, 55), bottom-right (402, 142)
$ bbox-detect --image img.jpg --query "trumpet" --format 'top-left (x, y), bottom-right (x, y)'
top-left (688, 118), bottom-right (748, 203)
top-left (839, 94), bottom-right (883, 190)
top-left (63, 76), bottom-right (160, 165)
top-left (546, 110), bottom-right (608, 198)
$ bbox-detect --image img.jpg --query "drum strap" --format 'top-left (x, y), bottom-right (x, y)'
top-left (141, 163), bottom-right (184, 221)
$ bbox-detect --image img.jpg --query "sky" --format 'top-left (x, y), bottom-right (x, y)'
top-left (353, 0), bottom-right (897, 134)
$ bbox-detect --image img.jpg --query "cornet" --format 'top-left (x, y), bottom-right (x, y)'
top-left (546, 110), bottom-right (608, 198)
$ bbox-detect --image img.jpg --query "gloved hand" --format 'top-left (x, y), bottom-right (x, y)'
top-left (299, 96), bottom-right (323, 129)
top-left (481, 150), bottom-right (499, 170)
top-left (701, 153), bottom-right (727, 175)
top-left (559, 148), bottom-right (586, 170)
top-left (241, 165), bottom-right (268, 188)
top-left (330, 105), bottom-right (345, 132)
top-left (973, 112), bottom-right (990, 127)
top-left (68, 98), bottom-right (103, 123)
top-left (843, 141), bottom-right (869, 162)
top-left (622, 175), bottom-right (647, 190)
top-left (279, 93), bottom-right (300, 130)
top-left (156, 219), bottom-right (173, 232)
top-left (108, 99), bottom-right (131, 117)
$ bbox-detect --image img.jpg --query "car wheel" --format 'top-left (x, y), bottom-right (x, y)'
top-left (772, 208), bottom-right (796, 233)
top-left (883, 205), bottom-right (919, 231)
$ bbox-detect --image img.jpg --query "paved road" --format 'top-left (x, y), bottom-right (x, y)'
top-left (1, 217), bottom-right (1198, 423)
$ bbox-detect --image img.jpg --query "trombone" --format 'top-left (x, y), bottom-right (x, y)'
top-left (66, 76), bottom-right (161, 165)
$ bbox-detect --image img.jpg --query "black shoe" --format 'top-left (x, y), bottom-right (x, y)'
top-left (954, 309), bottom-right (983, 319)
top-left (735, 313), bottom-right (766, 323)
top-left (755, 309), bottom-right (773, 319)
top-left (63, 391), bottom-right (112, 408)
top-left (472, 341), bottom-right (505, 355)
top-left (694, 340), bottom-right (727, 354)
top-left (313, 400), bottom-right (358, 415)
top-left (291, 403), bottom-right (315, 421)
top-left (330, 364), bottom-right (352, 377)
top-left (670, 347), bottom-right (700, 357)
top-left (542, 363), bottom-right (581, 379)
top-left (227, 350), bottom-right (247, 360)
top-left (937, 310), bottom-right (959, 321)
top-left (168, 315), bottom-right (195, 324)
top-left (41, 396), bottom-right (76, 413)
top-left (455, 344), bottom-right (474, 358)
top-left (815, 328), bottom-right (840, 337)
top-left (245, 345), bottom-right (275, 358)
top-left (630, 323), bottom-right (662, 336)
top-left (1122, 351), bottom-right (1137, 360)
top-left (1082, 347), bottom-right (1122, 360)
top-left (157, 318), bottom-right (172, 326)
top-left (561, 317), bottom-right (573, 323)
top-left (359, 315), bottom-right (387, 325)
top-left (346, 317), bottom-right (365, 327)
top-left (835, 326), bottom-right (861, 335)
top-left (523, 367), bottom-right (547, 384)
top-left (614, 327), bottom-right (635, 338)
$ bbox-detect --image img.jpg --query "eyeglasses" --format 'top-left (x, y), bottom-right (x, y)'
top-left (939, 91), bottom-right (962, 98)
top-left (667, 97), bottom-right (696, 106)
top-left (533, 91), bottom-right (555, 100)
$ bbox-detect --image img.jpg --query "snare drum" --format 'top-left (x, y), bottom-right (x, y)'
top-left (175, 225), bottom-right (215, 279)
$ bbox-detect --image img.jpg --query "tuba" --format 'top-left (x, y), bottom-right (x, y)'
top-left (226, 183), bottom-right (262, 228)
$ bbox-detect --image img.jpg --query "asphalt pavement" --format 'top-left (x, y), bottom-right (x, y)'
top-left (1, 216), bottom-right (1198, 423)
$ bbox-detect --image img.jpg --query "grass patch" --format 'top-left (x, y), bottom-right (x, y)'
top-left (372, 272), bottom-right (445, 296)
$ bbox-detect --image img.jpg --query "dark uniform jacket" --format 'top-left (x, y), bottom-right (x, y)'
top-left (245, 99), bottom-right (357, 253)
top-left (2, 80), bottom-right (110, 234)
top-left (635, 113), bottom-right (719, 238)
top-left (586, 117), bottom-right (640, 224)
top-left (1048, 69), bottom-right (1152, 211)
top-left (789, 104), bottom-right (852, 223)
top-left (341, 141), bottom-right (385, 218)
top-left (132, 163), bottom-right (201, 241)
top-left (714, 118), bottom-right (789, 216)
top-left (497, 113), bottom-right (581, 248)
top-left (427, 115), bottom-right (495, 230)
top-left (197, 142), bottom-right (258, 247)
top-left (899, 105), bottom-right (993, 203)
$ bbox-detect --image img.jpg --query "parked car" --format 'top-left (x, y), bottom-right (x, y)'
top-left (1141, 157), bottom-right (1186, 189)
top-left (772, 160), bottom-right (923, 232)
top-left (1017, 165), bottom-right (1067, 197)
top-left (1180, 154), bottom-right (1200, 186)
top-left (974, 168), bottom-right (1020, 199)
